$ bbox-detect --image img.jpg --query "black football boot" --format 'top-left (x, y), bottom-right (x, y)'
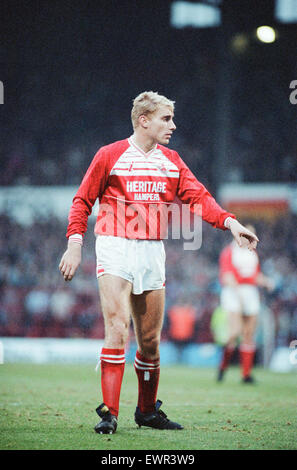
top-left (135, 399), bottom-right (183, 430)
top-left (94, 403), bottom-right (118, 434)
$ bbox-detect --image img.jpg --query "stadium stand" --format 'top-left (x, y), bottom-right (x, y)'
top-left (0, 213), bottom-right (296, 360)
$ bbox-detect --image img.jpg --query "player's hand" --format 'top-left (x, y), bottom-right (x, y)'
top-left (266, 278), bottom-right (276, 292)
top-left (257, 273), bottom-right (275, 292)
top-left (59, 242), bottom-right (82, 281)
top-left (228, 219), bottom-right (259, 251)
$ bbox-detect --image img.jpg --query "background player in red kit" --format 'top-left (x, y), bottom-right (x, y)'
top-left (59, 91), bottom-right (259, 434)
top-left (217, 225), bottom-right (274, 383)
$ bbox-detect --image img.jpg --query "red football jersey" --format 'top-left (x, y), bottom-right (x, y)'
top-left (66, 137), bottom-right (235, 240)
top-left (219, 243), bottom-right (260, 285)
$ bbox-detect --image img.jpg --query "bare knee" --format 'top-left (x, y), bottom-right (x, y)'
top-left (138, 333), bottom-right (160, 359)
top-left (227, 329), bottom-right (241, 348)
top-left (242, 330), bottom-right (256, 346)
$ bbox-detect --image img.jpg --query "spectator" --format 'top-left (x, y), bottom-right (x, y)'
top-left (166, 297), bottom-right (199, 361)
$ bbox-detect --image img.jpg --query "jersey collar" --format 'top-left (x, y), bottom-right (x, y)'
top-left (128, 136), bottom-right (158, 157)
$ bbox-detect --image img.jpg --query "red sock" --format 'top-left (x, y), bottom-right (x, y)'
top-left (100, 348), bottom-right (125, 417)
top-left (239, 344), bottom-right (256, 378)
top-left (134, 350), bottom-right (160, 414)
top-left (219, 345), bottom-right (235, 371)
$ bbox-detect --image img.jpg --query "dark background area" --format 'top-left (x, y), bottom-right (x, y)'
top-left (1, 0), bottom-right (296, 191)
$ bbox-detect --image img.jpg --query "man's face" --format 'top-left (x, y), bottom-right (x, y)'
top-left (145, 105), bottom-right (176, 145)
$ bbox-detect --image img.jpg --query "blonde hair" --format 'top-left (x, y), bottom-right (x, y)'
top-left (131, 91), bottom-right (175, 130)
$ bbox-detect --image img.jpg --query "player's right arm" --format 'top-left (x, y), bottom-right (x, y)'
top-left (66, 147), bottom-right (110, 238)
top-left (221, 272), bottom-right (238, 287)
top-left (219, 245), bottom-right (238, 287)
top-left (59, 147), bottom-right (110, 282)
top-left (59, 239), bottom-right (82, 282)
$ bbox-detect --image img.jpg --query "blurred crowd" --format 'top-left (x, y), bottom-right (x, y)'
top-left (0, 213), bottom-right (296, 350)
top-left (1, 43), bottom-right (296, 191)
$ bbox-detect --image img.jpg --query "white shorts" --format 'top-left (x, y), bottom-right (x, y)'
top-left (95, 235), bottom-right (166, 295)
top-left (220, 285), bottom-right (260, 316)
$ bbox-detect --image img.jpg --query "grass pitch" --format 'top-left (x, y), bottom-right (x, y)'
top-left (0, 363), bottom-right (296, 450)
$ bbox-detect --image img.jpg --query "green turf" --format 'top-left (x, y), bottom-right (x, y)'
top-left (0, 363), bottom-right (296, 450)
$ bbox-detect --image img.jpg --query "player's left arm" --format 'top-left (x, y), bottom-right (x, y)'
top-left (224, 218), bottom-right (259, 251)
top-left (175, 154), bottom-right (259, 250)
top-left (256, 272), bottom-right (275, 291)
